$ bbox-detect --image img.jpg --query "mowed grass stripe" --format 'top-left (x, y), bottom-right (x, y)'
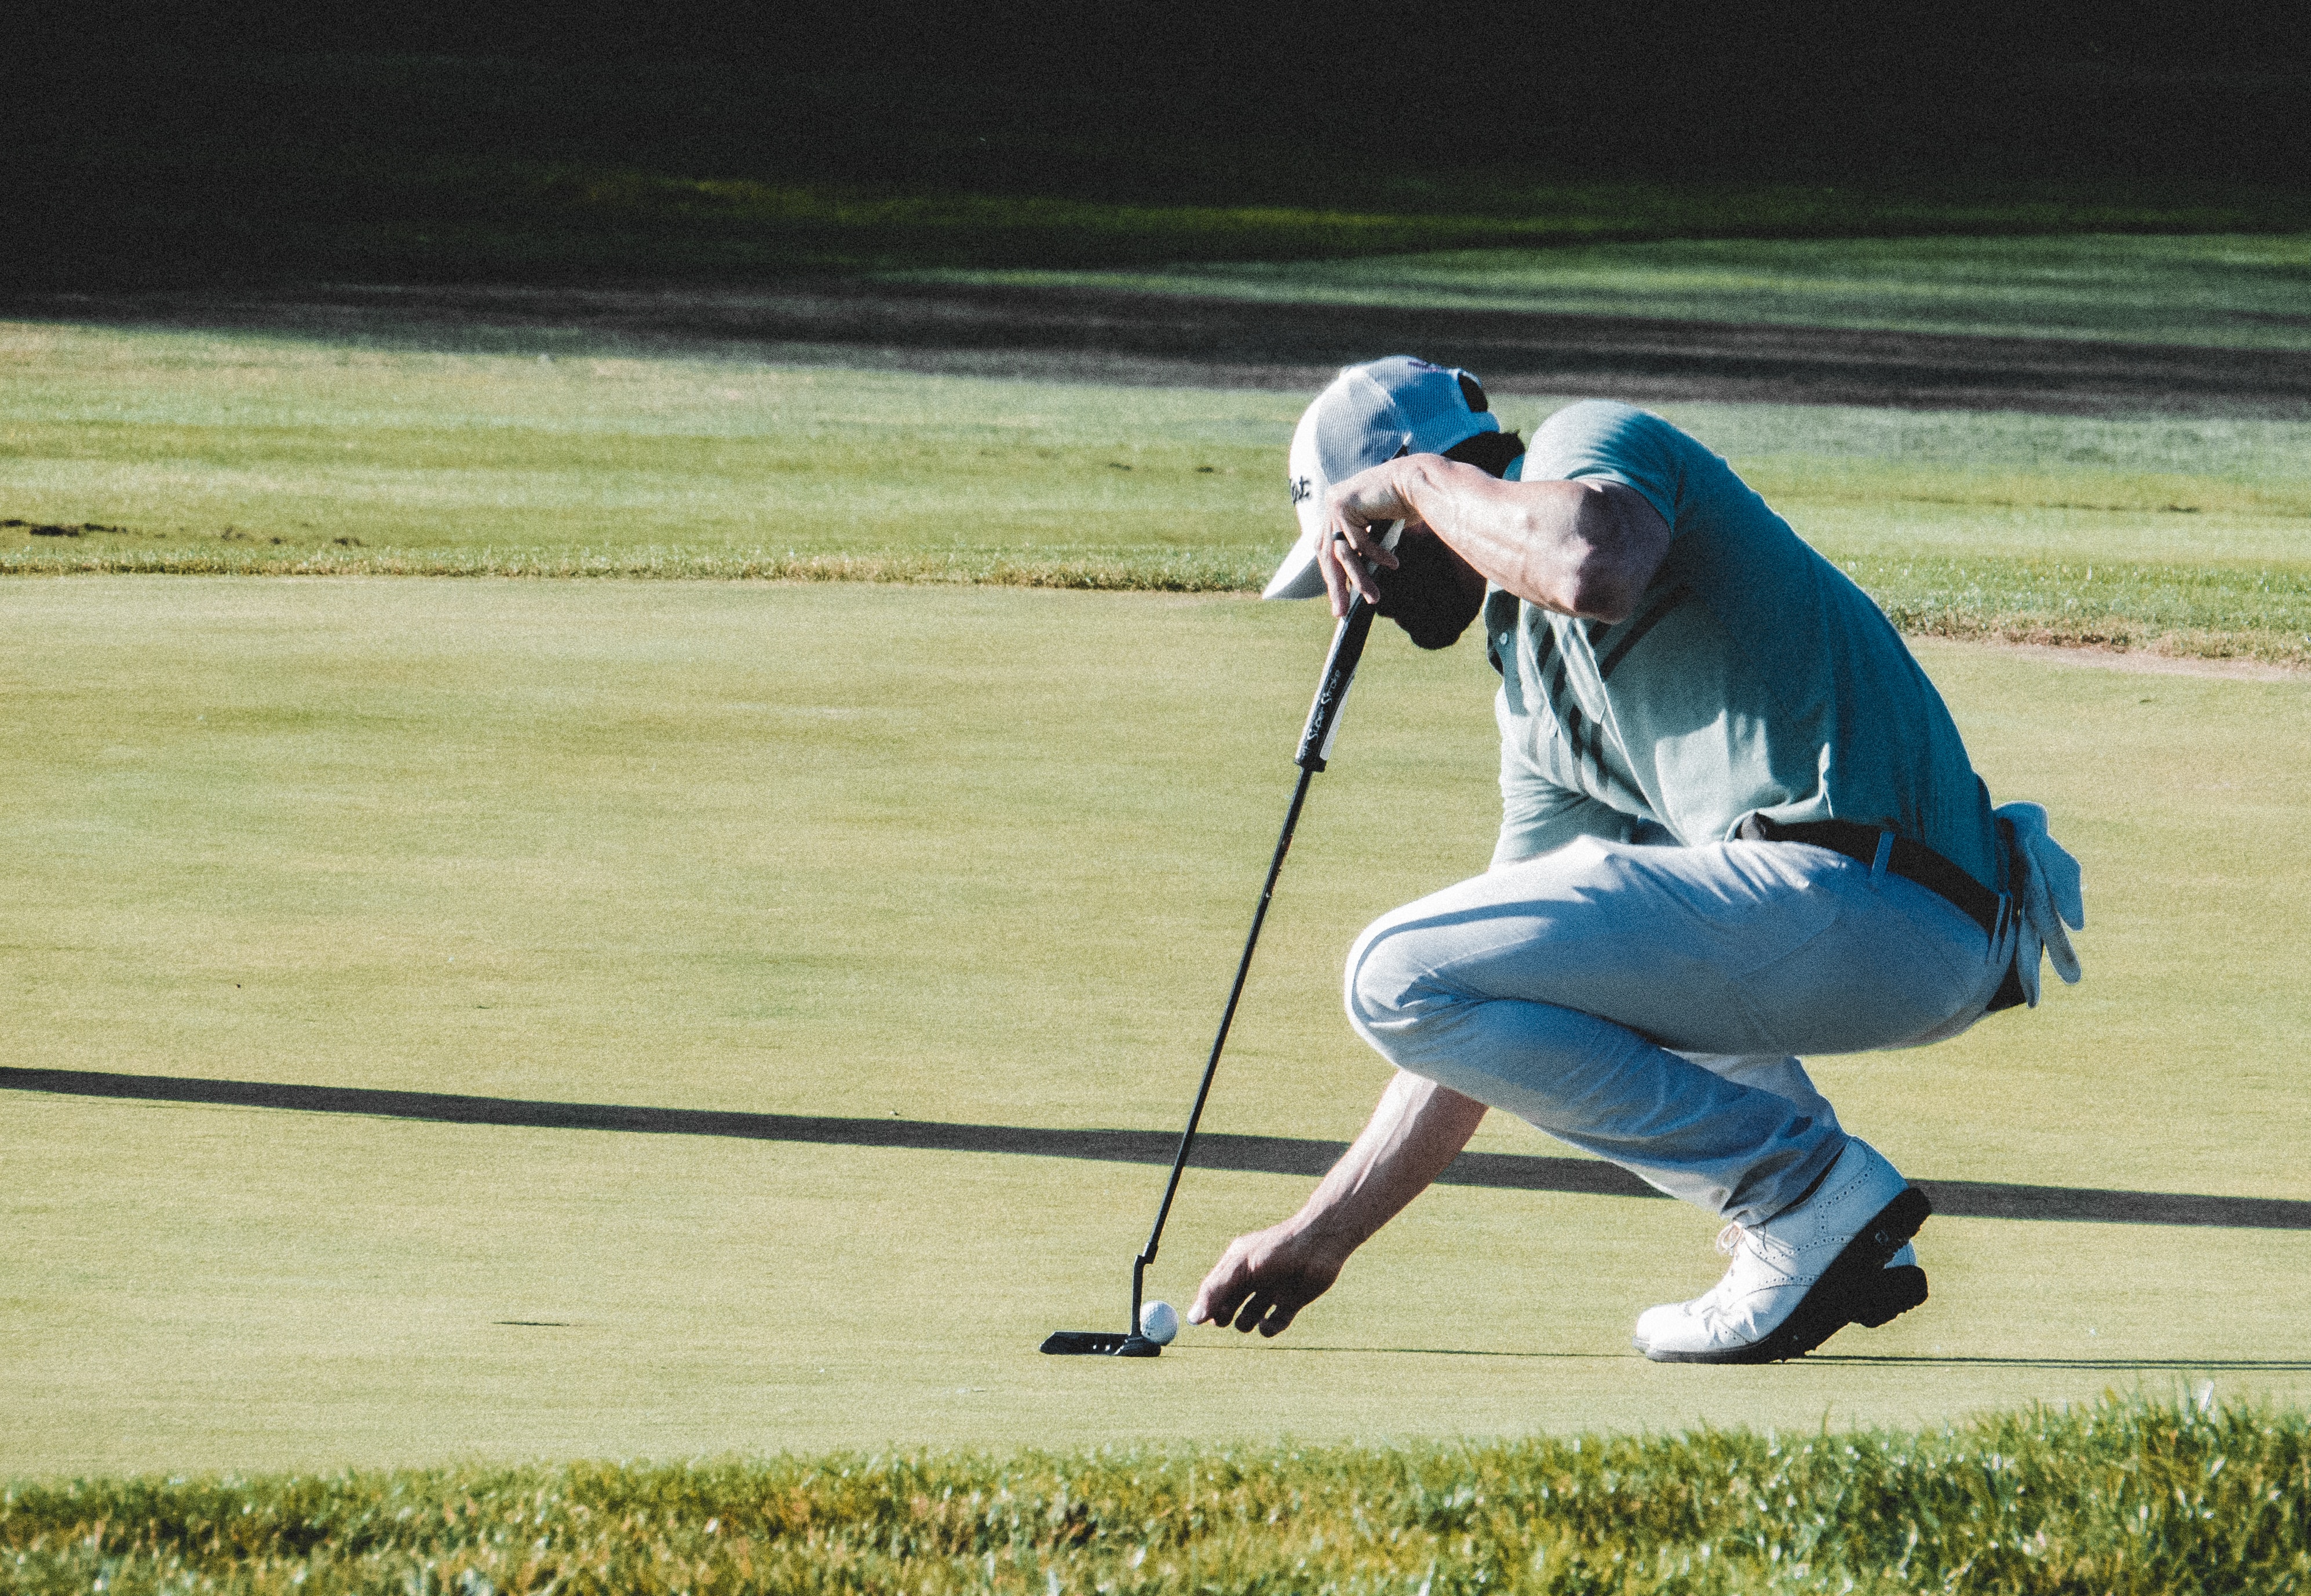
top-left (923, 232), bottom-right (2311, 352)
top-left (6, 321), bottom-right (2311, 659)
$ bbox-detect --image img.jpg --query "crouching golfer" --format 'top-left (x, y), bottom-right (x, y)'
top-left (1189, 357), bottom-right (2084, 1362)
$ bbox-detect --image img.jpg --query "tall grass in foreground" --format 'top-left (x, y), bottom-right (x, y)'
top-left (6, 1396), bottom-right (2306, 1594)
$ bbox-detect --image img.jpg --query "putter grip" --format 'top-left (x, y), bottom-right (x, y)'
top-left (1294, 594), bottom-right (1377, 772)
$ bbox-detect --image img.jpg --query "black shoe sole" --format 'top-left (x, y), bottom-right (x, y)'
top-left (1852, 1263), bottom-right (1929, 1329)
top-left (1647, 1184), bottom-right (1932, 1365)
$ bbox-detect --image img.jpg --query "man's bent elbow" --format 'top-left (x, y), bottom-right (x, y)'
top-left (1560, 545), bottom-right (1658, 622)
top-left (1564, 564), bottom-right (1645, 623)
top-left (1568, 488), bottom-right (1670, 621)
top-left (1503, 557), bottom-right (1646, 622)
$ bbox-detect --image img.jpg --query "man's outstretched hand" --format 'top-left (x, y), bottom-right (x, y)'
top-left (1187, 1222), bottom-right (1346, 1338)
top-left (1184, 1072), bottom-right (1488, 1341)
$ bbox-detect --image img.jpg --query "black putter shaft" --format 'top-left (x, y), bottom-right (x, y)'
top-left (1124, 590), bottom-right (1379, 1344)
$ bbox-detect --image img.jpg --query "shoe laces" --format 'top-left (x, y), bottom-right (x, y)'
top-left (1714, 1220), bottom-right (1796, 1276)
top-left (1686, 1224), bottom-right (1763, 1330)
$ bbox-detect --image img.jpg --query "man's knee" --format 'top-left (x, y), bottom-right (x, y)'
top-left (1343, 910), bottom-right (1448, 1040)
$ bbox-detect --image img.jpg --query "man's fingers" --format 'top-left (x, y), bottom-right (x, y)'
top-left (1323, 463), bottom-right (1409, 605)
top-left (1314, 531), bottom-right (1352, 619)
top-left (1328, 528), bottom-right (1383, 606)
top-left (1226, 1277), bottom-right (1319, 1336)
top-left (1237, 1289), bottom-right (1308, 1338)
top-left (1189, 1244), bottom-right (1259, 1325)
top-left (1353, 518), bottom-right (1403, 571)
top-left (1191, 1280), bottom-right (1250, 1328)
top-left (1209, 1269), bottom-right (1295, 1334)
top-left (1195, 1226), bottom-right (1337, 1337)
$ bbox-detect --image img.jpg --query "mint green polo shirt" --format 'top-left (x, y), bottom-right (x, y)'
top-left (1487, 401), bottom-right (2000, 892)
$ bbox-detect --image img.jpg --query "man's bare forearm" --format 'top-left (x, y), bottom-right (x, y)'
top-left (1318, 456), bottom-right (1670, 623)
top-left (1397, 458), bottom-right (1665, 622)
top-left (1288, 1071), bottom-right (1489, 1261)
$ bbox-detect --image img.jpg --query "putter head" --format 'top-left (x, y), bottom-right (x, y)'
top-left (1039, 1330), bottom-right (1162, 1357)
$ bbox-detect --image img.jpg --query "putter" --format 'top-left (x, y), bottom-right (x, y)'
top-left (1043, 531), bottom-right (1394, 1357)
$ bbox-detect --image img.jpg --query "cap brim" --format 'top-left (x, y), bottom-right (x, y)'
top-left (1269, 355), bottom-right (1480, 600)
top-left (1262, 516), bottom-right (1400, 601)
top-left (1262, 525), bottom-right (1330, 600)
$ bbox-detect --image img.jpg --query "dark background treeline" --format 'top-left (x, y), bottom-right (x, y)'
top-left (7, 0), bottom-right (2308, 289)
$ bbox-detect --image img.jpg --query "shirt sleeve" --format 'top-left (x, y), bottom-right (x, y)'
top-left (1521, 400), bottom-right (1688, 537)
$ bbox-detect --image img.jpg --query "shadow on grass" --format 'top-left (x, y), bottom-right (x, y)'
top-left (1184, 1344), bottom-right (1635, 1360)
top-left (9, 1066), bottom-right (2309, 1233)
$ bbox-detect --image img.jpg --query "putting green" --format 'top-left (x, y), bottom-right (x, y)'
top-left (3, 579), bottom-right (2308, 1476)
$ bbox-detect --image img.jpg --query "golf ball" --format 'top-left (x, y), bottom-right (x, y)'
top-left (1138, 1300), bottom-right (1180, 1346)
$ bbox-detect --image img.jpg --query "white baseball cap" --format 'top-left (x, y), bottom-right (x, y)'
top-left (1265, 356), bottom-right (1500, 600)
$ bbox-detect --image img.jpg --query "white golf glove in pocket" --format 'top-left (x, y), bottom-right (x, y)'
top-left (1995, 801), bottom-right (2084, 1006)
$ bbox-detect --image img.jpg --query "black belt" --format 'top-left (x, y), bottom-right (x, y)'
top-left (1736, 815), bottom-right (2025, 1013)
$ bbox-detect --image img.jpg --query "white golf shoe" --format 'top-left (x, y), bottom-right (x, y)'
top-left (1632, 1138), bottom-right (1930, 1364)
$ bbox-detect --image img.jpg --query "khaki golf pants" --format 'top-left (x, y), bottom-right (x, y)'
top-left (1345, 832), bottom-right (2018, 1225)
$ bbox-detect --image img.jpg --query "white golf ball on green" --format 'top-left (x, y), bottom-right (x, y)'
top-left (1138, 1300), bottom-right (1180, 1345)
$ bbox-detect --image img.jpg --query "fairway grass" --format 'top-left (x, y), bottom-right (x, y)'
top-left (923, 232), bottom-right (2311, 352)
top-left (3, 580), bottom-right (2308, 1474)
top-left (6, 320), bottom-right (2311, 662)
